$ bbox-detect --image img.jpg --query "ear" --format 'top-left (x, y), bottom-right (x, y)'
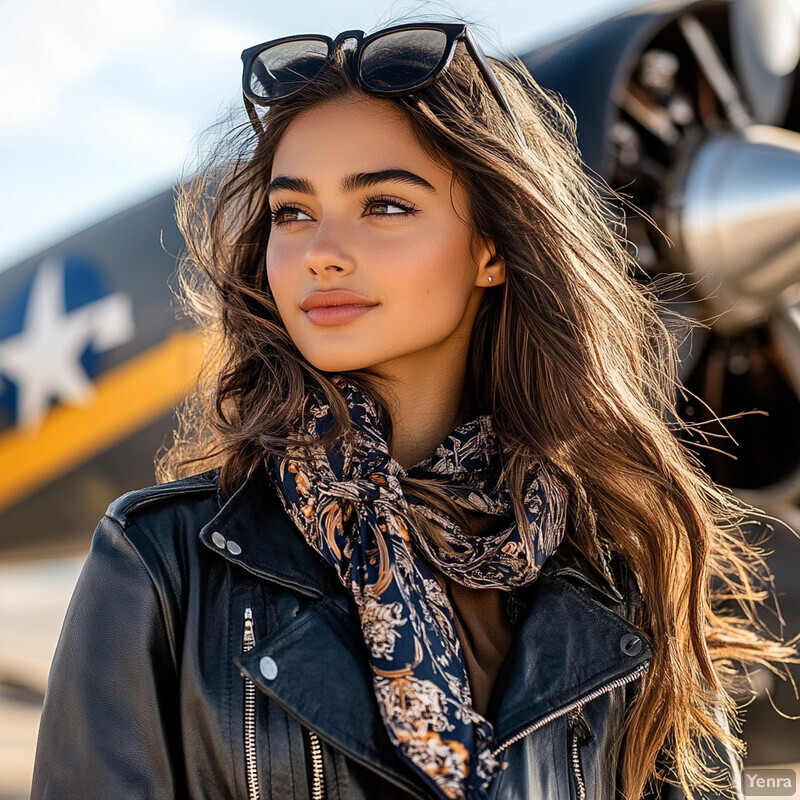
top-left (474, 237), bottom-right (506, 288)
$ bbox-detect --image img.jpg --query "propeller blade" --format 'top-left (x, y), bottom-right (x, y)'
top-left (731, 0), bottom-right (800, 125)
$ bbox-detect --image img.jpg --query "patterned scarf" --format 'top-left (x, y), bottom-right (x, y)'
top-left (266, 376), bottom-right (567, 800)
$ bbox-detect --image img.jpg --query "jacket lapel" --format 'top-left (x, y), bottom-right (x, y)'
top-left (235, 597), bottom-right (431, 799)
top-left (201, 466), bottom-right (652, 789)
top-left (490, 573), bottom-right (651, 744)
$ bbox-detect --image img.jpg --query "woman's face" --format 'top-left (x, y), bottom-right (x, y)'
top-left (266, 95), bottom-right (502, 376)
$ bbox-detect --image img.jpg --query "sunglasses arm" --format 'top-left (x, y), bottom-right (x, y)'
top-left (462, 31), bottom-right (526, 147)
top-left (506, 105), bottom-right (527, 147)
top-left (244, 95), bottom-right (265, 136)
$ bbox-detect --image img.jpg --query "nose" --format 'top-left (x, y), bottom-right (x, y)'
top-left (302, 220), bottom-right (356, 278)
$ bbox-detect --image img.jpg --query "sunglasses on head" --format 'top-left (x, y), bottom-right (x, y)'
top-left (240, 22), bottom-right (525, 144)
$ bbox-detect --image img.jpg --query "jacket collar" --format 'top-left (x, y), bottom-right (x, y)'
top-left (199, 463), bottom-right (335, 598)
top-left (200, 463), bottom-right (626, 604)
top-left (202, 465), bottom-right (652, 794)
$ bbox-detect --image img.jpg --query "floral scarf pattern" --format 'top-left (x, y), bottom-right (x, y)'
top-left (266, 376), bottom-right (567, 800)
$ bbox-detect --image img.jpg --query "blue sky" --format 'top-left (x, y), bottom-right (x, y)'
top-left (0, 0), bottom-right (639, 271)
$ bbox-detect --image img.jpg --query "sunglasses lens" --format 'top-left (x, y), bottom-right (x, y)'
top-left (359, 29), bottom-right (448, 91)
top-left (249, 39), bottom-right (329, 101)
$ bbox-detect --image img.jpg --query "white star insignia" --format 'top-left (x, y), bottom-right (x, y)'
top-left (0, 257), bottom-right (135, 431)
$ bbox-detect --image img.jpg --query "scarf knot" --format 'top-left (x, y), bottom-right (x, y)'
top-left (317, 472), bottom-right (408, 509)
top-left (268, 377), bottom-right (568, 800)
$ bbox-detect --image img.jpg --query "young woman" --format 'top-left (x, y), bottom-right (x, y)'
top-left (32, 21), bottom-right (796, 800)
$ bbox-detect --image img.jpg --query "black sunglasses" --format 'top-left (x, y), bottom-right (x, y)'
top-left (240, 23), bottom-right (525, 144)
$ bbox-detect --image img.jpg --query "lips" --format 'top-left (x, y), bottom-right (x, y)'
top-left (300, 290), bottom-right (378, 327)
top-left (300, 290), bottom-right (377, 311)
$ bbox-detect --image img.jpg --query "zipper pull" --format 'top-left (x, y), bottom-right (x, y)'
top-left (243, 607), bottom-right (256, 652)
top-left (568, 707), bottom-right (588, 800)
top-left (568, 706), bottom-right (591, 744)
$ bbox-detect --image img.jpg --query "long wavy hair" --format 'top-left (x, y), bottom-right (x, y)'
top-left (161, 28), bottom-right (798, 800)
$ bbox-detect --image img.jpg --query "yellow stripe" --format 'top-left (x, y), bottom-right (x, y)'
top-left (0, 329), bottom-right (206, 511)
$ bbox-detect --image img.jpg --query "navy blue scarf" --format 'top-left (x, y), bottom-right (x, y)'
top-left (267, 375), bottom-right (567, 799)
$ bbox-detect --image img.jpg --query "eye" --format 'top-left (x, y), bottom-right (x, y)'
top-left (270, 203), bottom-right (313, 226)
top-left (362, 195), bottom-right (418, 218)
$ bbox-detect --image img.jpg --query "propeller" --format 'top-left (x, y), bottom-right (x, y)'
top-left (731, 0), bottom-right (800, 125)
top-left (670, 125), bottom-right (800, 335)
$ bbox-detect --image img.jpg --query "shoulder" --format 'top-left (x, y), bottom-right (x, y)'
top-left (105, 468), bottom-right (222, 529)
top-left (90, 470), bottom-right (223, 614)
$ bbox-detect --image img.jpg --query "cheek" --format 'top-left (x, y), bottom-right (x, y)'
top-left (376, 232), bottom-right (476, 319)
top-left (393, 283), bottom-right (470, 337)
top-left (265, 242), bottom-right (297, 313)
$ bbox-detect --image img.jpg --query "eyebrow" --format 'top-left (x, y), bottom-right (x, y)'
top-left (267, 169), bottom-right (436, 197)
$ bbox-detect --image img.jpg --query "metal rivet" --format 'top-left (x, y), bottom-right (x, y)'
top-left (211, 531), bottom-right (226, 549)
top-left (260, 656), bottom-right (278, 681)
top-left (226, 540), bottom-right (242, 556)
top-left (620, 633), bottom-right (643, 656)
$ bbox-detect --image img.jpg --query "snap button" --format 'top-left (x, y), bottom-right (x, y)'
top-left (620, 633), bottom-right (643, 656)
top-left (226, 540), bottom-right (242, 556)
top-left (260, 656), bottom-right (278, 680)
top-left (211, 531), bottom-right (226, 549)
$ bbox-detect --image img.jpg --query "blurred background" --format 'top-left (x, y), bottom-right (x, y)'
top-left (2, 0), bottom-right (800, 797)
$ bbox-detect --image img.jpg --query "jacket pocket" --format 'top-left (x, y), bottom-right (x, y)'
top-left (243, 607), bottom-right (261, 800)
top-left (568, 706), bottom-right (590, 800)
top-left (306, 728), bottom-right (327, 800)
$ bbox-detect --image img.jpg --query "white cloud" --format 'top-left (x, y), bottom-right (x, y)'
top-left (0, 0), bottom-right (174, 125)
top-left (85, 98), bottom-right (194, 162)
top-left (185, 16), bottom-right (259, 59)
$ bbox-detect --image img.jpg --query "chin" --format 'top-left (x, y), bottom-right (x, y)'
top-left (300, 349), bottom-right (374, 374)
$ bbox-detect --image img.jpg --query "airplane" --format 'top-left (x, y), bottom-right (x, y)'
top-left (0, 190), bottom-right (202, 560)
top-left (1, 0), bottom-right (799, 791)
top-left (518, 0), bottom-right (800, 765)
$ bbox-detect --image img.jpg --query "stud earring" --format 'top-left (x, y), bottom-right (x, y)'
top-left (487, 276), bottom-right (493, 283)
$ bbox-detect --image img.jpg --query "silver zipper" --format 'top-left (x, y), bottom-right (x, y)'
top-left (491, 659), bottom-right (650, 758)
top-left (307, 729), bottom-right (326, 800)
top-left (568, 707), bottom-right (588, 800)
top-left (243, 607), bottom-right (260, 800)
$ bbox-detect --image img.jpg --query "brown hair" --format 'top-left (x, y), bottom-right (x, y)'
top-left (161, 31), bottom-right (798, 799)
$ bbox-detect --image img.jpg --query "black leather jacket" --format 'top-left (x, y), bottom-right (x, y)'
top-left (31, 466), bottom-right (743, 799)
